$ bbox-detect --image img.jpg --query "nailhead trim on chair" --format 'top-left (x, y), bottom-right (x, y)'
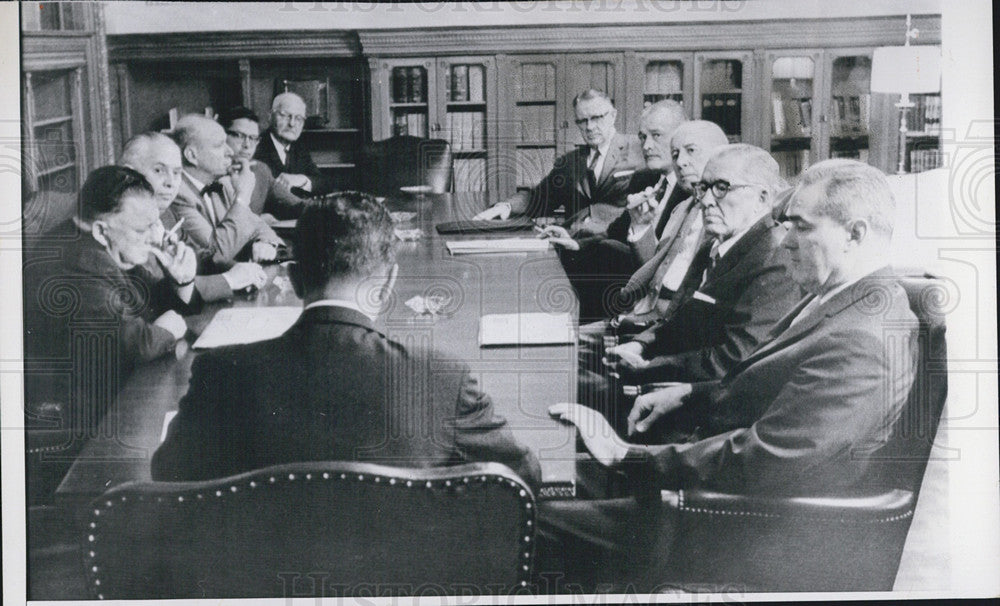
top-left (677, 491), bottom-right (915, 524)
top-left (84, 466), bottom-right (536, 598)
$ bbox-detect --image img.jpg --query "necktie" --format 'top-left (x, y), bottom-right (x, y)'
top-left (200, 182), bottom-right (223, 226)
top-left (586, 150), bottom-right (601, 195)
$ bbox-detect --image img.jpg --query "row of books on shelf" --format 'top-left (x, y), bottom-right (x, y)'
top-left (905, 94), bottom-right (942, 134)
top-left (701, 60), bottom-right (742, 91)
top-left (701, 93), bottom-right (742, 137)
top-left (515, 104), bottom-right (556, 143)
top-left (392, 112), bottom-right (427, 137)
top-left (445, 65), bottom-right (485, 103)
top-left (831, 148), bottom-right (870, 163)
top-left (910, 148), bottom-right (943, 173)
top-left (831, 94), bottom-right (871, 134)
top-left (446, 111), bottom-right (485, 151)
top-left (643, 93), bottom-right (683, 108)
top-left (516, 63), bottom-right (557, 101)
top-left (454, 157), bottom-right (487, 193)
top-left (391, 67), bottom-right (427, 104)
top-left (771, 94), bottom-right (812, 137)
top-left (644, 62), bottom-right (683, 95)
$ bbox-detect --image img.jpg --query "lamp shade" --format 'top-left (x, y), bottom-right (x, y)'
top-left (871, 45), bottom-right (942, 94)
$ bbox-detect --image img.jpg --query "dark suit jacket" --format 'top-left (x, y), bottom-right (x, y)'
top-left (23, 220), bottom-right (189, 427)
top-left (152, 305), bottom-right (542, 491)
top-left (509, 132), bottom-right (644, 230)
top-left (622, 267), bottom-right (919, 496)
top-left (253, 129), bottom-right (331, 196)
top-left (629, 213), bottom-right (801, 382)
top-left (171, 172), bottom-right (282, 269)
top-left (248, 159), bottom-right (308, 220)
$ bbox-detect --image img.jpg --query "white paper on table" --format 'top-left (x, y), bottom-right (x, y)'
top-left (192, 307), bottom-right (302, 350)
top-left (479, 312), bottom-right (575, 346)
top-left (446, 238), bottom-right (550, 255)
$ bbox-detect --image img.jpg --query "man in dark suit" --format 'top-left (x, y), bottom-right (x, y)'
top-left (607, 144), bottom-right (801, 386)
top-left (474, 89), bottom-right (643, 234)
top-left (120, 131), bottom-right (268, 301)
top-left (23, 166), bottom-right (198, 500)
top-left (545, 159), bottom-right (918, 586)
top-left (253, 91), bottom-right (331, 197)
top-left (219, 106), bottom-right (309, 220)
top-left (152, 192), bottom-right (542, 490)
top-left (171, 114), bottom-right (283, 268)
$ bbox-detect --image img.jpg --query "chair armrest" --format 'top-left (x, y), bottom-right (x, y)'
top-left (663, 488), bottom-right (916, 523)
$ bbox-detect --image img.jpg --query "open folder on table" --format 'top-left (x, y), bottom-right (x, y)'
top-left (446, 238), bottom-right (550, 255)
top-left (479, 312), bottom-right (575, 346)
top-left (192, 306), bottom-right (302, 350)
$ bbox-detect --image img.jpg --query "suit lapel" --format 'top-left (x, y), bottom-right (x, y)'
top-left (702, 215), bottom-right (773, 289)
top-left (596, 134), bottom-right (624, 187)
top-left (655, 186), bottom-right (691, 240)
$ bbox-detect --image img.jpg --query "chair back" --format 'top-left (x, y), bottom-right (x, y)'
top-left (82, 461), bottom-right (535, 599)
top-left (358, 135), bottom-right (453, 197)
top-left (658, 274), bottom-right (949, 592)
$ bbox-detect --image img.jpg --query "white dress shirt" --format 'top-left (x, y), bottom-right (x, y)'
top-left (586, 137), bottom-right (614, 184)
top-left (270, 132), bottom-right (289, 166)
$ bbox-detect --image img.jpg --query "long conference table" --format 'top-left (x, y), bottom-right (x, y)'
top-left (55, 192), bottom-right (579, 513)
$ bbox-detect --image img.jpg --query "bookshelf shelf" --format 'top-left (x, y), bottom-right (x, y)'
top-left (447, 101), bottom-right (487, 108)
top-left (315, 162), bottom-right (356, 169)
top-left (454, 149), bottom-right (487, 156)
top-left (514, 99), bottom-right (557, 106)
top-left (389, 102), bottom-right (429, 108)
top-left (302, 128), bottom-right (361, 134)
top-left (515, 142), bottom-right (557, 149)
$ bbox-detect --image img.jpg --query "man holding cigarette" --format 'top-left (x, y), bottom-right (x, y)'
top-left (121, 131), bottom-right (268, 299)
top-left (171, 114), bottom-right (283, 267)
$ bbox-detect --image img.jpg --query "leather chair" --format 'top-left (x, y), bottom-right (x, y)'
top-left (81, 461), bottom-right (535, 599)
top-left (651, 274), bottom-right (949, 592)
top-left (357, 135), bottom-right (453, 197)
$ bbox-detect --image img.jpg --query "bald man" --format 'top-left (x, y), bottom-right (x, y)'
top-left (171, 114), bottom-right (283, 268)
top-left (253, 92), bottom-right (331, 196)
top-left (120, 131), bottom-right (267, 301)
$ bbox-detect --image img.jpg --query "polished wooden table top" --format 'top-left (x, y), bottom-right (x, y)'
top-left (56, 192), bottom-right (578, 510)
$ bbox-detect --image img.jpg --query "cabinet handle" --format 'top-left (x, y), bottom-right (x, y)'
top-left (433, 122), bottom-right (441, 132)
top-left (561, 120), bottom-right (569, 129)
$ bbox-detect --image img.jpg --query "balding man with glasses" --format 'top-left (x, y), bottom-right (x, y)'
top-left (475, 89), bottom-right (643, 234)
top-left (254, 91), bottom-right (331, 196)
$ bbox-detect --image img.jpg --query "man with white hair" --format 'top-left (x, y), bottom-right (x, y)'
top-left (253, 91), bottom-right (331, 196)
top-left (544, 160), bottom-right (919, 585)
top-left (120, 131), bottom-right (268, 300)
top-left (171, 114), bottom-right (282, 267)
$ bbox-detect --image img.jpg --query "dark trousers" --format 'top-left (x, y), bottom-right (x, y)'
top-left (558, 239), bottom-right (639, 324)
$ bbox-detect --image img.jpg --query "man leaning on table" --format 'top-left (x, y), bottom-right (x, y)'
top-left (120, 131), bottom-right (268, 301)
top-left (542, 159), bottom-right (919, 587)
top-left (152, 192), bottom-right (542, 491)
top-left (171, 114), bottom-right (283, 268)
top-left (473, 89), bottom-right (643, 234)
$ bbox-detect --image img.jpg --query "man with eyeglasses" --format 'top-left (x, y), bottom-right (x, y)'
top-left (220, 106), bottom-right (308, 220)
top-left (605, 144), bottom-right (800, 389)
top-left (473, 89), bottom-right (643, 233)
top-left (254, 92), bottom-right (331, 197)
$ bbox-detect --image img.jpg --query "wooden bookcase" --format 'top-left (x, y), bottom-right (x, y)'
top-left (107, 31), bottom-right (369, 192)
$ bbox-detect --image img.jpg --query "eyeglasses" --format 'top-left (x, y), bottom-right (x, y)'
top-left (694, 180), bottom-right (759, 201)
top-left (274, 111), bottom-right (306, 124)
top-left (226, 130), bottom-right (260, 144)
top-left (574, 111), bottom-right (611, 126)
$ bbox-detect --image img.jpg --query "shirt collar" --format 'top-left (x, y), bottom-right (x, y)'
top-left (303, 298), bottom-right (376, 322)
top-left (816, 264), bottom-right (890, 306)
top-left (711, 218), bottom-right (758, 260)
top-left (270, 132), bottom-right (290, 152)
top-left (589, 134), bottom-right (615, 160)
top-left (183, 171), bottom-right (207, 193)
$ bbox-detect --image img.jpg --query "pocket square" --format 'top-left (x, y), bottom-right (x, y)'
top-left (692, 291), bottom-right (717, 304)
top-left (613, 169), bottom-right (636, 179)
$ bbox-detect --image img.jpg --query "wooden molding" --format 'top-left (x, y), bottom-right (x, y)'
top-left (358, 16), bottom-right (940, 56)
top-left (108, 30), bottom-right (362, 61)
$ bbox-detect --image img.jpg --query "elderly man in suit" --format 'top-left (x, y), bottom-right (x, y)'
top-left (253, 91), bottom-right (331, 197)
top-left (474, 89), bottom-right (644, 233)
top-left (153, 192), bottom-right (542, 491)
top-left (24, 167), bottom-right (199, 500)
top-left (120, 131), bottom-right (268, 301)
top-left (606, 144), bottom-right (801, 387)
top-left (219, 106), bottom-right (309, 220)
top-left (544, 159), bottom-right (918, 589)
top-left (171, 114), bottom-right (283, 268)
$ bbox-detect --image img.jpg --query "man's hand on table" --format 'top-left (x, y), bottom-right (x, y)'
top-left (549, 403), bottom-right (631, 467)
top-left (223, 262), bottom-right (268, 292)
top-left (472, 202), bottom-right (512, 221)
top-left (251, 241), bottom-right (278, 262)
top-left (536, 225), bottom-right (580, 251)
top-left (628, 383), bottom-right (693, 437)
top-left (605, 340), bottom-right (648, 370)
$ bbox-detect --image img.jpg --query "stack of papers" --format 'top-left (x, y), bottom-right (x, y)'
top-left (192, 307), bottom-right (302, 350)
top-left (446, 238), bottom-right (550, 255)
top-left (479, 312), bottom-right (575, 346)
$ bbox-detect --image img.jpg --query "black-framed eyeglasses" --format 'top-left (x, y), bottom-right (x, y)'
top-left (694, 179), bottom-right (758, 201)
top-left (574, 111), bottom-right (611, 126)
top-left (227, 130), bottom-right (261, 144)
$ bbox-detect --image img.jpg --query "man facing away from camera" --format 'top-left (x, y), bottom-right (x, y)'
top-left (153, 192), bottom-right (542, 492)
